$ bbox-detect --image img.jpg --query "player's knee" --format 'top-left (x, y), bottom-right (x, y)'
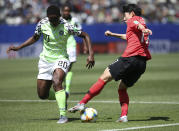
top-left (53, 80), bottom-right (62, 88)
top-left (100, 76), bottom-right (112, 83)
top-left (100, 71), bottom-right (112, 83)
top-left (52, 79), bottom-right (63, 91)
top-left (119, 81), bottom-right (128, 89)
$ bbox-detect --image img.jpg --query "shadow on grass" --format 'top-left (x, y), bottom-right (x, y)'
top-left (31, 117), bottom-right (172, 123)
top-left (95, 117), bottom-right (114, 123)
top-left (48, 117), bottom-right (80, 122)
top-left (31, 117), bottom-right (80, 122)
top-left (71, 92), bottom-right (87, 95)
top-left (129, 116), bottom-right (172, 122)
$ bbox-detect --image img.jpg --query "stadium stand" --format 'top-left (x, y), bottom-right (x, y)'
top-left (0, 0), bottom-right (178, 25)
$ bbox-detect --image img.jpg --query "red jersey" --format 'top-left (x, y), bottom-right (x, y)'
top-left (122, 16), bottom-right (151, 60)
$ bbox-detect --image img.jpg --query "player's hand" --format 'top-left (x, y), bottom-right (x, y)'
top-left (86, 55), bottom-right (95, 69)
top-left (142, 29), bottom-right (152, 35)
top-left (6, 45), bottom-right (20, 54)
top-left (105, 30), bottom-right (112, 36)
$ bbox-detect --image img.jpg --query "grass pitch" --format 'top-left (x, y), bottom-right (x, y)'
top-left (0, 53), bottom-right (179, 131)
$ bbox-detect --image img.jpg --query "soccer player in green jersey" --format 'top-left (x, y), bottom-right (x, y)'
top-left (62, 3), bottom-right (81, 97)
top-left (61, 3), bottom-right (88, 98)
top-left (6, 5), bottom-right (95, 124)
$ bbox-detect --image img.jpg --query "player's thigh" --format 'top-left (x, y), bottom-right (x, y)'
top-left (122, 58), bottom-right (146, 87)
top-left (122, 72), bottom-right (142, 87)
top-left (108, 57), bottom-right (130, 81)
top-left (52, 59), bottom-right (70, 90)
top-left (53, 68), bottom-right (66, 84)
top-left (118, 81), bottom-right (127, 89)
top-left (99, 67), bottom-right (113, 83)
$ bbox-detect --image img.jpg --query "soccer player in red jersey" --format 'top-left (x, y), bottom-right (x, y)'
top-left (68, 4), bottom-right (152, 122)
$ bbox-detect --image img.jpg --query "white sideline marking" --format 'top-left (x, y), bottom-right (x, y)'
top-left (0, 100), bottom-right (179, 104)
top-left (100, 123), bottom-right (179, 131)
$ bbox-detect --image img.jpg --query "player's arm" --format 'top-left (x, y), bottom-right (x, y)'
top-left (67, 21), bottom-right (94, 69)
top-left (137, 23), bottom-right (152, 35)
top-left (6, 34), bottom-right (40, 54)
top-left (82, 38), bottom-right (88, 54)
top-left (105, 30), bottom-right (126, 40)
top-left (74, 19), bottom-right (88, 54)
top-left (79, 31), bottom-right (95, 69)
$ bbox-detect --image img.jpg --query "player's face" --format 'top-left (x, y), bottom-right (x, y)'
top-left (62, 6), bottom-right (71, 20)
top-left (48, 14), bottom-right (60, 27)
top-left (123, 12), bottom-right (133, 22)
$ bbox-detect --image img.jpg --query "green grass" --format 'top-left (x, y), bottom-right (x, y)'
top-left (0, 53), bottom-right (179, 131)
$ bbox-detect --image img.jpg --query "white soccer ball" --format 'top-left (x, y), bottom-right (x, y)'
top-left (80, 108), bottom-right (98, 122)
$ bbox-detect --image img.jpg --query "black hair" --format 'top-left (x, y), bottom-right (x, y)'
top-left (47, 5), bottom-right (61, 17)
top-left (122, 4), bottom-right (142, 16)
top-left (62, 3), bottom-right (72, 11)
top-left (62, 3), bottom-right (72, 20)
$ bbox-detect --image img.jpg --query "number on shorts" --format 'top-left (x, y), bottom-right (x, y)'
top-left (58, 61), bottom-right (68, 69)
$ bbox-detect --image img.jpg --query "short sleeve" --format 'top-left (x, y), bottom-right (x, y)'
top-left (34, 21), bottom-right (42, 36)
top-left (72, 17), bottom-right (82, 30)
top-left (128, 20), bottom-right (139, 29)
top-left (65, 22), bottom-right (82, 36)
top-left (74, 22), bottom-right (82, 30)
top-left (128, 17), bottom-right (146, 30)
top-left (34, 17), bottom-right (48, 36)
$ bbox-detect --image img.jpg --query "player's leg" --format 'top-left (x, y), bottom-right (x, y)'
top-left (37, 59), bottom-right (53, 99)
top-left (79, 67), bottom-right (113, 104)
top-left (52, 68), bottom-right (68, 123)
top-left (37, 79), bottom-right (52, 99)
top-left (116, 56), bottom-right (147, 122)
top-left (65, 62), bottom-right (74, 96)
top-left (45, 69), bottom-right (71, 101)
top-left (68, 67), bottom-right (113, 113)
top-left (116, 81), bottom-right (129, 122)
top-left (52, 59), bottom-right (70, 124)
top-left (65, 44), bottom-right (76, 96)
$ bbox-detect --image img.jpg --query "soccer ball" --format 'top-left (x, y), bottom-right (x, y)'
top-left (80, 108), bottom-right (98, 122)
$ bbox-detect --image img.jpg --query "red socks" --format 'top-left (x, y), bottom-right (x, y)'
top-left (79, 79), bottom-right (129, 117)
top-left (118, 88), bottom-right (129, 117)
top-left (79, 78), bottom-right (106, 104)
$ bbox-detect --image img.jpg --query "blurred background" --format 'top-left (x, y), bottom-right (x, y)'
top-left (0, 0), bottom-right (179, 58)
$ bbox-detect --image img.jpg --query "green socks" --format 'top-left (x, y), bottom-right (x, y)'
top-left (47, 71), bottom-right (73, 116)
top-left (55, 89), bottom-right (66, 116)
top-left (65, 71), bottom-right (73, 94)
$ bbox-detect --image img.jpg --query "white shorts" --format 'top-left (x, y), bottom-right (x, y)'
top-left (37, 58), bottom-right (70, 80)
top-left (67, 47), bottom-right (76, 63)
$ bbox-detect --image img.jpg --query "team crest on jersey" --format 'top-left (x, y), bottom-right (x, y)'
top-left (59, 30), bottom-right (64, 35)
top-left (133, 21), bottom-right (139, 24)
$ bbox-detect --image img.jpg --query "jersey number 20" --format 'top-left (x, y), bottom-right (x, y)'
top-left (58, 61), bottom-right (68, 69)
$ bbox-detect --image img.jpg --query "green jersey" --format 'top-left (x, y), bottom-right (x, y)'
top-left (67, 17), bottom-right (82, 48)
top-left (34, 17), bottom-right (82, 62)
